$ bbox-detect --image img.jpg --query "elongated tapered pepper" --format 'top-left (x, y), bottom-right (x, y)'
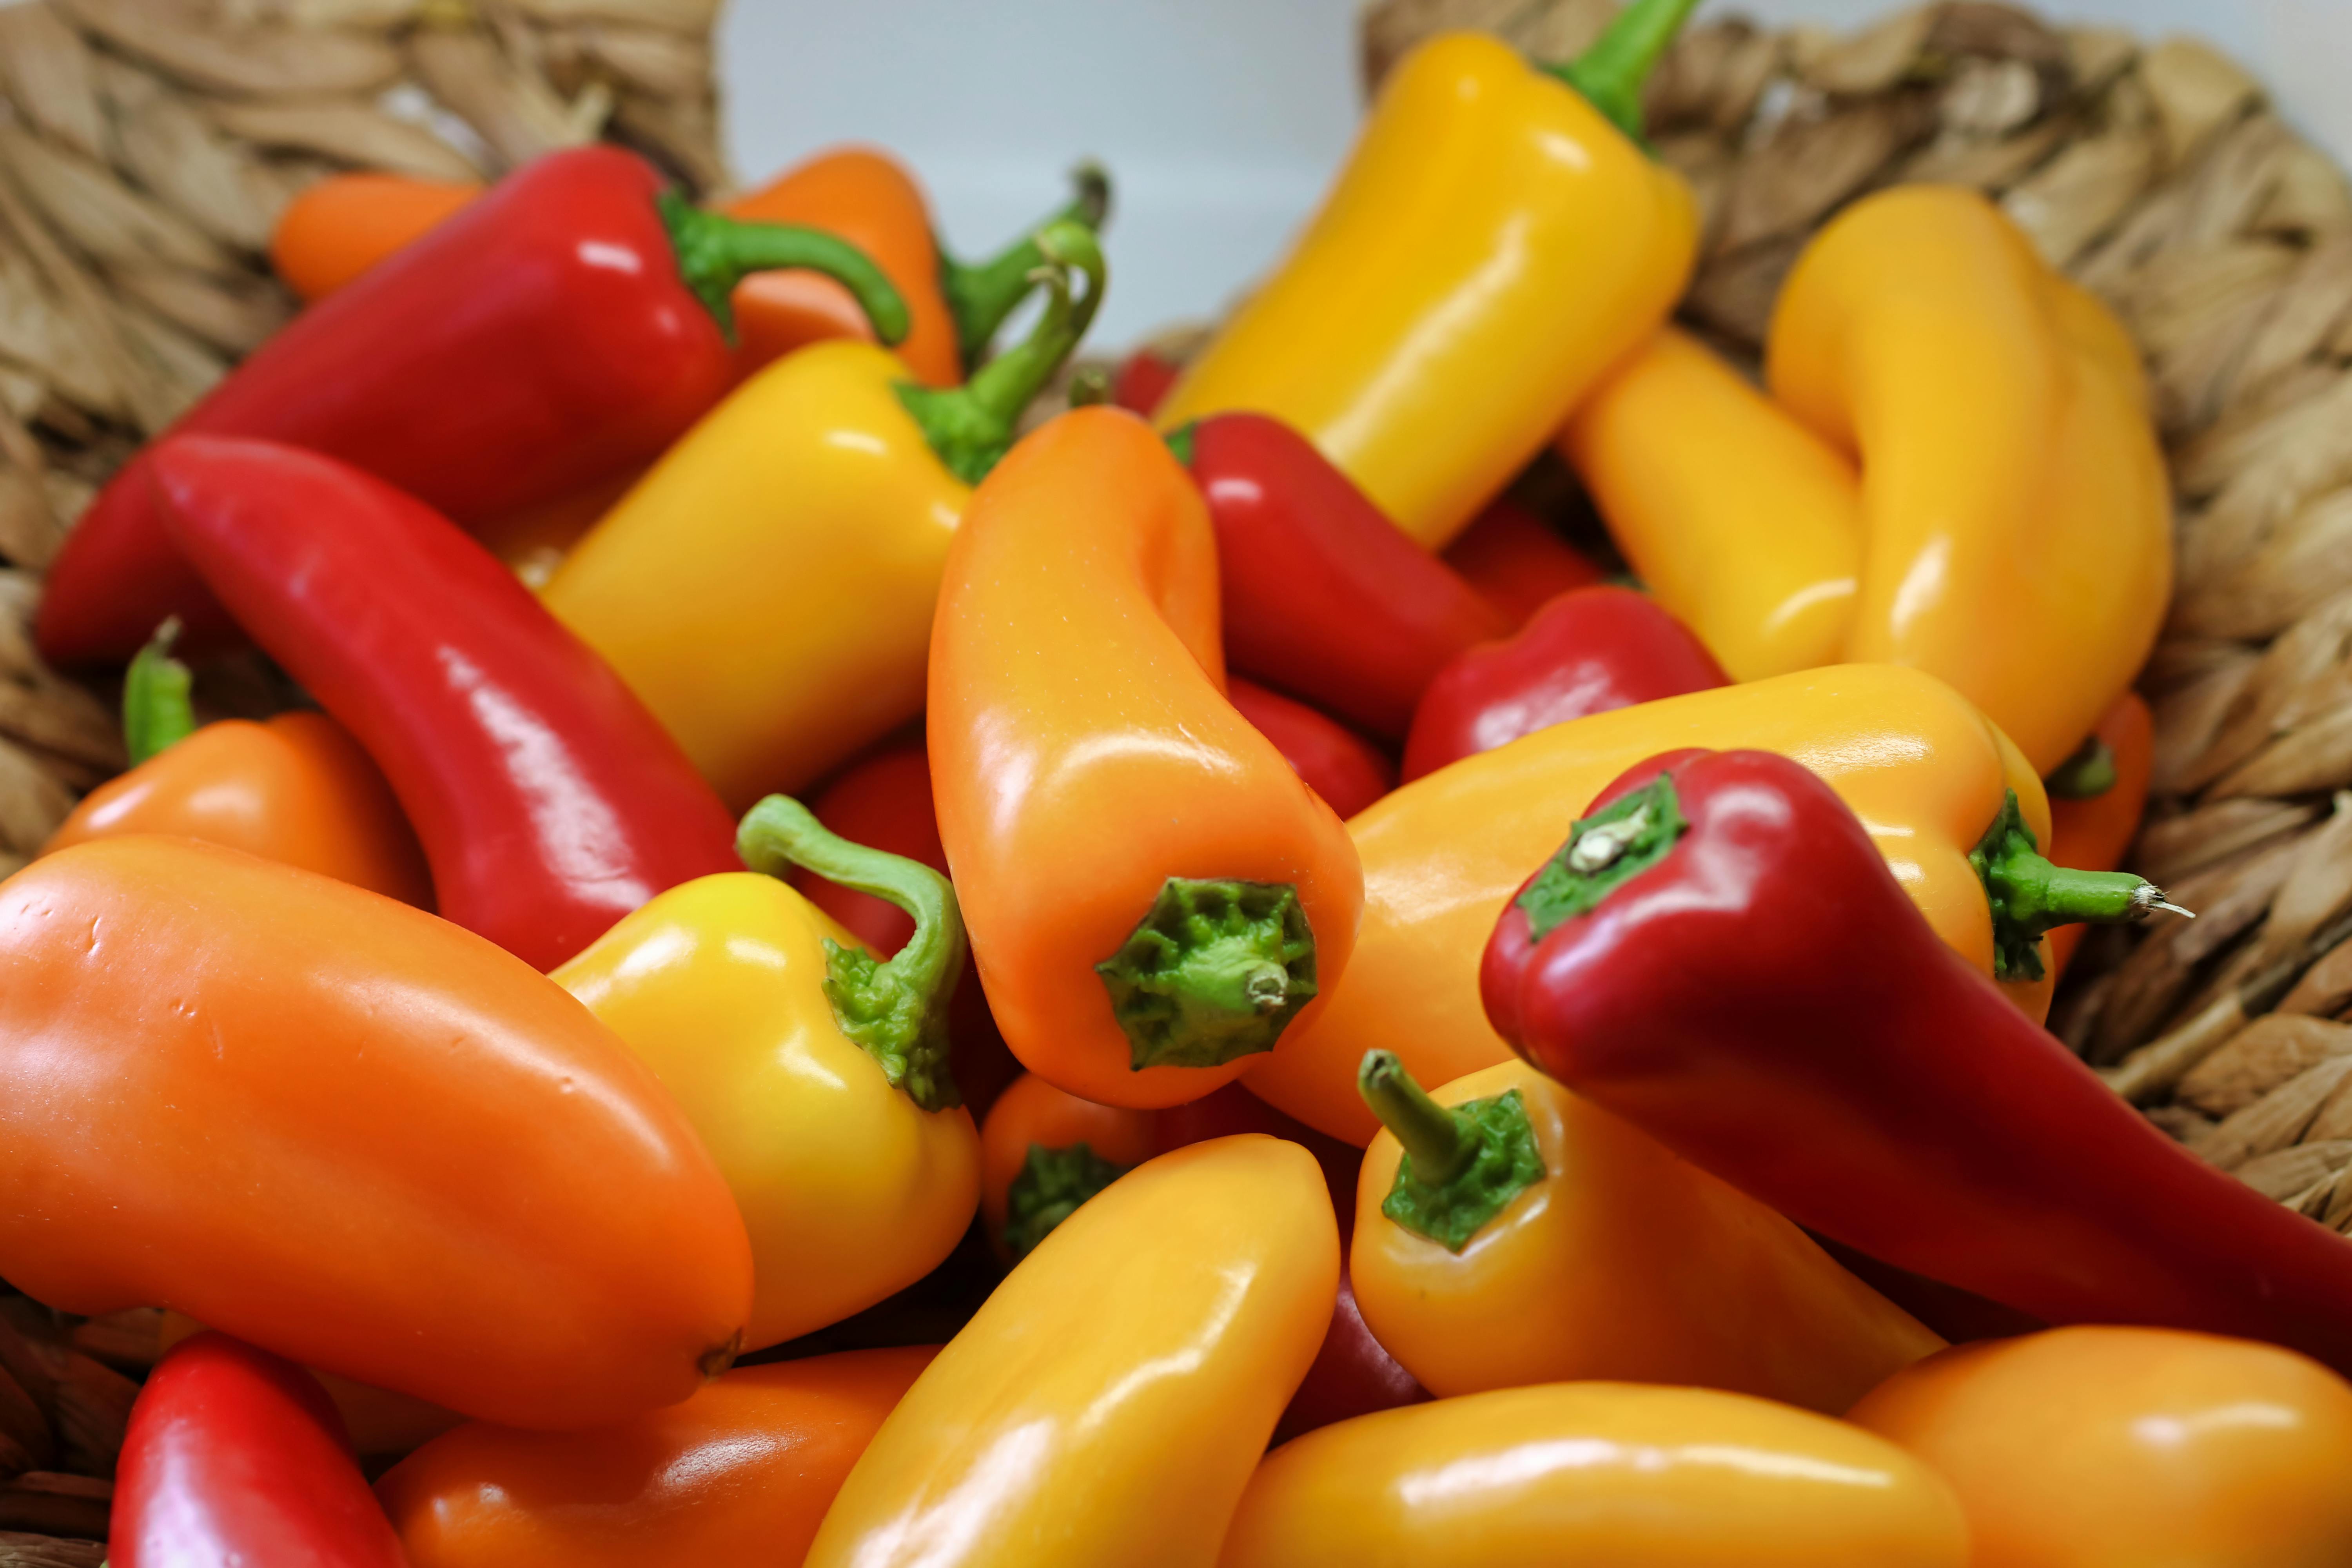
top-left (151, 436), bottom-right (738, 971)
top-left (1219, 1384), bottom-right (1970, 1568)
top-left (555, 797), bottom-right (979, 1350)
top-left (2044, 690), bottom-right (2156, 978)
top-left (114, 1332), bottom-right (403, 1568)
top-left (40, 145), bottom-right (909, 665)
top-left (1401, 586), bottom-right (1728, 782)
top-left (1560, 327), bottom-right (1863, 681)
top-left (545, 222), bottom-right (1105, 809)
top-left (978, 1071), bottom-right (1155, 1262)
top-left (1483, 748), bottom-right (2352, 1376)
top-left (930, 408), bottom-right (1364, 1109)
top-left (805, 1136), bottom-right (1337, 1568)
top-left (1441, 498), bottom-right (1608, 628)
top-left (1768, 186), bottom-right (2172, 773)
top-left (269, 172), bottom-right (477, 302)
top-left (1245, 664), bottom-right (2169, 1145)
top-left (1174, 412), bottom-right (1506, 738)
top-left (0, 836), bottom-right (752, 1428)
top-left (1350, 1053), bottom-right (1938, 1411)
top-left (1155, 0), bottom-right (1700, 550)
top-left (1229, 677), bottom-right (1396, 820)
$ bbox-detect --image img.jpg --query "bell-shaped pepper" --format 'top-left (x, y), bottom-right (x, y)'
top-left (1245, 664), bottom-right (2169, 1145)
top-left (1849, 1326), bottom-right (2352, 1567)
top-left (379, 1346), bottom-right (936, 1567)
top-left (1219, 1383), bottom-right (1971, 1568)
top-left (1768, 186), bottom-right (2172, 773)
top-left (1481, 750), bottom-right (2352, 1377)
top-left (554, 797), bottom-right (980, 1352)
top-left (1229, 677), bottom-right (1396, 820)
top-left (40, 145), bottom-right (911, 665)
top-left (1560, 328), bottom-right (1863, 682)
top-left (544, 221), bottom-right (1105, 809)
top-left (0, 835), bottom-right (753, 1429)
top-left (804, 1135), bottom-right (1337, 1568)
top-left (1441, 498), bottom-right (1608, 628)
top-left (1350, 1053), bottom-right (1939, 1411)
top-left (929, 407), bottom-right (1364, 1109)
top-left (978, 1071), bottom-right (1156, 1263)
top-left (1400, 585), bottom-right (1728, 782)
top-left (2043, 691), bottom-right (2156, 978)
top-left (1156, 0), bottom-right (1701, 550)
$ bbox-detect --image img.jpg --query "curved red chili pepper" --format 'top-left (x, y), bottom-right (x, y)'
top-left (1229, 677), bottom-right (1396, 820)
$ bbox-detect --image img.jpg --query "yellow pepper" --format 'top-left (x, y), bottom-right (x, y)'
top-left (1154, 0), bottom-right (1701, 551)
top-left (553, 797), bottom-right (979, 1352)
top-left (806, 1135), bottom-right (1337, 1568)
top-left (1766, 185), bottom-right (2172, 775)
top-left (543, 223), bottom-right (1104, 811)
top-left (1218, 1383), bottom-right (1971, 1567)
top-left (1560, 327), bottom-right (1863, 681)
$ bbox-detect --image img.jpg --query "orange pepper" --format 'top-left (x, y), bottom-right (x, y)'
top-left (977, 1071), bottom-right (1156, 1262)
top-left (928, 408), bottom-right (1364, 1109)
top-left (268, 173), bottom-right (479, 301)
top-left (2042, 690), bottom-right (2154, 978)
top-left (379, 1347), bottom-right (935, 1566)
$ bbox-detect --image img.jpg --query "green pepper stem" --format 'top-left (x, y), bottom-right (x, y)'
top-left (1970, 789), bottom-right (2190, 982)
top-left (1358, 1051), bottom-right (1478, 1184)
top-left (1548, 0), bottom-right (1705, 143)
top-left (2045, 736), bottom-right (2119, 800)
top-left (939, 162), bottom-right (1112, 371)
top-left (123, 617), bottom-right (196, 767)
top-left (736, 795), bottom-right (966, 1111)
top-left (898, 218), bottom-right (1107, 485)
top-left (658, 191), bottom-right (910, 347)
top-left (1359, 1051), bottom-right (1548, 1253)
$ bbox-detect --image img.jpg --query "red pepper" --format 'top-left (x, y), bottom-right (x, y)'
top-left (113, 1331), bottom-right (404, 1568)
top-left (1229, 677), bottom-right (1396, 820)
top-left (1439, 498), bottom-right (1608, 627)
top-left (1175, 412), bottom-right (1506, 739)
top-left (38, 146), bottom-right (909, 666)
top-left (1480, 748), bottom-right (2352, 1376)
top-left (1401, 586), bottom-right (1728, 782)
top-left (151, 436), bottom-right (737, 971)
top-left (1270, 1266), bottom-right (1430, 1446)
top-left (1112, 346), bottom-right (1183, 417)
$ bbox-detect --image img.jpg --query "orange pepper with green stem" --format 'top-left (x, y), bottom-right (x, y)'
top-left (978, 1071), bottom-right (1155, 1262)
top-left (2042, 690), bottom-right (2155, 978)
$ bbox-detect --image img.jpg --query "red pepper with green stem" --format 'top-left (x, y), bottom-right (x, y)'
top-left (1477, 748), bottom-right (2352, 1376)
top-left (38, 145), bottom-right (910, 666)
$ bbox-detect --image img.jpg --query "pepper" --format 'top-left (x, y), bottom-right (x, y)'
top-left (269, 171), bottom-right (478, 302)
top-left (1350, 1054), bottom-right (1939, 1411)
top-left (1154, 0), bottom-right (1701, 550)
top-left (554, 796), bottom-right (980, 1351)
top-left (1269, 1267), bottom-right (1429, 1447)
top-left (0, 835), bottom-right (752, 1428)
top-left (804, 1135), bottom-right (1338, 1568)
top-left (1175, 410), bottom-right (1507, 738)
top-left (42, 623), bottom-right (432, 907)
top-left (1767, 185), bottom-right (2172, 773)
top-left (38, 145), bottom-right (910, 665)
top-left (929, 407), bottom-right (1364, 1109)
top-left (978, 1071), bottom-right (1156, 1262)
top-left (156, 1308), bottom-right (461, 1463)
top-left (379, 1347), bottom-right (937, 1568)
top-left (1218, 1383), bottom-right (1971, 1568)
top-left (1481, 748), bottom-right (2352, 1376)
top-left (151, 436), bottom-right (739, 971)
top-left (113, 1332), bottom-right (403, 1568)
top-left (1245, 664), bottom-right (2166, 1145)
top-left (1848, 1326), bottom-right (2352, 1568)
top-left (1559, 327), bottom-right (1862, 682)
top-left (543, 221), bottom-right (1105, 809)
top-left (2043, 690), bottom-right (2156, 978)
top-left (1112, 344), bottom-right (1183, 416)
top-left (1150, 1078), bottom-right (1365, 1230)
top-left (1439, 497), bottom-right (1609, 628)
top-left (1400, 585), bottom-right (1728, 782)
top-left (1229, 677), bottom-right (1396, 821)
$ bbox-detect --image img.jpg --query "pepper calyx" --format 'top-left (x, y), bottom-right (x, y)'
top-left (1544, 0), bottom-right (1704, 145)
top-left (2045, 735), bottom-right (2119, 800)
top-left (939, 161), bottom-right (1113, 371)
top-left (1359, 1051), bottom-right (1546, 1253)
top-left (657, 190), bottom-right (910, 347)
top-left (1003, 1140), bottom-right (1129, 1260)
top-left (1164, 421), bottom-right (1199, 468)
top-left (1969, 788), bottom-right (2187, 983)
top-left (1096, 877), bottom-right (1316, 1072)
top-left (123, 616), bottom-right (197, 767)
top-left (1517, 771), bottom-right (1689, 942)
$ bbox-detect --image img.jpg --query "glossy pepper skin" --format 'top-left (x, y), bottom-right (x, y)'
top-left (978, 1071), bottom-right (1156, 1262)
top-left (39, 145), bottom-right (908, 665)
top-left (1218, 1383), bottom-right (1970, 1568)
top-left (1482, 749), bottom-right (2352, 1376)
top-left (1561, 327), bottom-right (1863, 681)
top-left (1178, 412), bottom-right (1506, 738)
top-left (153, 436), bottom-right (738, 971)
top-left (1401, 585), bottom-right (1728, 782)
top-left (114, 1333), bottom-right (403, 1568)
top-left (1229, 677), bottom-right (1396, 820)
top-left (1270, 1267), bottom-right (1429, 1446)
top-left (2043, 691), bottom-right (2155, 978)
top-left (380, 1347), bottom-right (936, 1568)
top-left (1155, 2), bottom-right (1700, 550)
top-left (554, 797), bottom-right (980, 1351)
top-left (1768, 185), bottom-right (2172, 773)
top-left (1850, 1327), bottom-right (2352, 1568)
top-left (806, 1135), bottom-right (1338, 1568)
top-left (1441, 498), bottom-right (1608, 628)
top-left (930, 407), bottom-right (1364, 1109)
top-left (158, 1309), bottom-right (462, 1463)
top-left (270, 172), bottom-right (478, 302)
top-left (0, 836), bottom-right (753, 1428)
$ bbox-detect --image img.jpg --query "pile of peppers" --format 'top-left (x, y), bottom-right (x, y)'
top-left (11, 2), bottom-right (2351, 1563)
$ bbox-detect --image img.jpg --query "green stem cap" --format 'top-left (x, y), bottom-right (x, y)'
top-left (1970, 789), bottom-right (2192, 982)
top-left (898, 218), bottom-right (1107, 485)
top-left (736, 795), bottom-right (966, 1111)
top-left (658, 190), bottom-right (911, 347)
top-left (1358, 1051), bottom-right (1546, 1252)
top-left (123, 617), bottom-right (196, 767)
top-left (940, 162), bottom-right (1112, 372)
top-left (1516, 771), bottom-right (1690, 943)
top-left (1003, 1140), bottom-right (1129, 1260)
top-left (1546, 0), bottom-right (1705, 143)
top-left (2045, 735), bottom-right (2119, 800)
top-left (1096, 877), bottom-right (1316, 1071)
